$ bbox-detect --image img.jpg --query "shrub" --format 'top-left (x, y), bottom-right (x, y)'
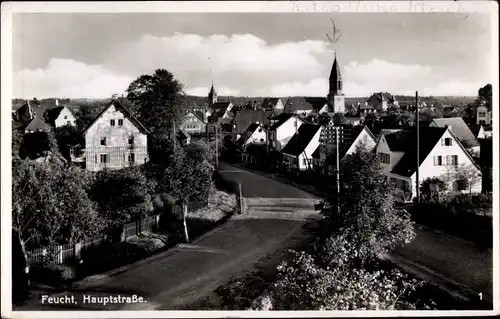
top-left (31, 263), bottom-right (78, 286)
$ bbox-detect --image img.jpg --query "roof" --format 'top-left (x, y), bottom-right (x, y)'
top-left (236, 123), bottom-right (262, 147)
top-left (330, 56), bottom-right (342, 82)
top-left (368, 92), bottom-right (395, 103)
top-left (211, 101), bottom-right (232, 111)
top-left (261, 98), bottom-right (281, 110)
top-left (82, 99), bottom-right (150, 135)
top-left (283, 97), bottom-right (327, 113)
top-left (189, 110), bottom-right (206, 123)
top-left (44, 106), bottom-right (66, 123)
top-left (390, 127), bottom-right (447, 176)
top-left (232, 109), bottom-right (272, 134)
top-left (321, 125), bottom-right (375, 162)
top-left (25, 117), bottom-right (52, 132)
top-left (269, 113), bottom-right (295, 130)
top-left (177, 128), bottom-right (191, 140)
top-left (383, 129), bottom-right (412, 152)
top-left (281, 123), bottom-right (321, 156)
top-left (429, 117), bottom-right (479, 148)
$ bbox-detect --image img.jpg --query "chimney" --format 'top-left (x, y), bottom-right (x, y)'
top-left (55, 99), bottom-right (59, 106)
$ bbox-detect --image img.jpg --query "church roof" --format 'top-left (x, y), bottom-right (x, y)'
top-left (329, 55), bottom-right (342, 82)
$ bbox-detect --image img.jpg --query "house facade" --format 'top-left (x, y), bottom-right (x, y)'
top-left (366, 92), bottom-right (398, 112)
top-left (429, 117), bottom-right (480, 155)
top-left (261, 98), bottom-right (284, 111)
top-left (281, 124), bottom-right (322, 171)
top-left (375, 127), bottom-right (481, 201)
top-left (181, 111), bottom-right (206, 134)
top-left (476, 106), bottom-right (492, 125)
top-left (45, 106), bottom-right (77, 128)
top-left (83, 100), bottom-right (149, 172)
top-left (268, 114), bottom-right (304, 151)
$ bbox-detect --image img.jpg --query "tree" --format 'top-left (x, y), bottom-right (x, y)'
top-left (321, 147), bottom-right (415, 264)
top-left (54, 125), bottom-right (84, 161)
top-left (90, 167), bottom-right (156, 226)
top-left (184, 140), bottom-right (214, 163)
top-left (449, 163), bottom-right (482, 194)
top-left (476, 83), bottom-right (492, 110)
top-left (420, 177), bottom-right (447, 202)
top-left (20, 131), bottom-right (60, 160)
top-left (254, 251), bottom-right (422, 310)
top-left (332, 113), bottom-right (347, 125)
top-left (159, 147), bottom-right (214, 242)
top-left (126, 69), bottom-right (187, 137)
top-left (12, 128), bottom-right (24, 159)
top-left (12, 159), bottom-right (104, 286)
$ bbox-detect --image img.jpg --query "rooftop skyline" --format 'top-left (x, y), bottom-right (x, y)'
top-left (12, 12), bottom-right (494, 99)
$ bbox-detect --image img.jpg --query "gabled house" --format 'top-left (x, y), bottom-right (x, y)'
top-left (283, 97), bottom-right (328, 115)
top-left (236, 123), bottom-right (267, 148)
top-left (210, 101), bottom-right (234, 118)
top-left (429, 117), bottom-right (480, 155)
top-left (268, 113), bottom-right (305, 151)
top-left (82, 99), bottom-right (149, 172)
top-left (181, 111), bottom-right (206, 134)
top-left (261, 98), bottom-right (284, 111)
top-left (375, 127), bottom-right (481, 202)
top-left (177, 128), bottom-right (191, 146)
top-left (231, 109), bottom-right (273, 134)
top-left (476, 105), bottom-right (492, 125)
top-left (24, 117), bottom-right (52, 134)
top-left (312, 125), bottom-right (376, 175)
top-left (281, 123), bottom-right (322, 171)
top-left (366, 92), bottom-right (398, 112)
top-left (476, 125), bottom-right (493, 140)
top-left (44, 105), bottom-right (76, 128)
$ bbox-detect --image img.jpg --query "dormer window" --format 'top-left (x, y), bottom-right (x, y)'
top-left (100, 137), bottom-right (106, 146)
top-left (110, 119), bottom-right (116, 126)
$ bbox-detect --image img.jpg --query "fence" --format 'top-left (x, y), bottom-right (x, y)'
top-left (27, 201), bottom-right (207, 266)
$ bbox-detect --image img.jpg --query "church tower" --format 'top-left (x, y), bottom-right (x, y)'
top-left (208, 83), bottom-right (218, 107)
top-left (327, 54), bottom-right (345, 113)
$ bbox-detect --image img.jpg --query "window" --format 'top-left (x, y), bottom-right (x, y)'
top-left (64, 115), bottom-right (68, 119)
top-left (95, 155), bottom-right (98, 164)
top-left (100, 137), bottom-right (106, 146)
top-left (379, 153), bottom-right (390, 164)
top-left (128, 136), bottom-right (134, 145)
top-left (110, 119), bottom-right (116, 126)
top-left (258, 129), bottom-right (263, 133)
top-left (433, 155), bottom-right (443, 166)
top-left (260, 138), bottom-right (264, 142)
top-left (443, 138), bottom-right (452, 146)
top-left (451, 155), bottom-right (458, 166)
top-left (128, 153), bottom-right (135, 163)
top-left (118, 119), bottom-right (123, 126)
top-left (100, 154), bottom-right (108, 163)
top-left (478, 112), bottom-right (486, 117)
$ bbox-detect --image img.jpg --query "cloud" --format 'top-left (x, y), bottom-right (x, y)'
top-left (14, 58), bottom-right (133, 99)
top-left (13, 34), bottom-right (485, 99)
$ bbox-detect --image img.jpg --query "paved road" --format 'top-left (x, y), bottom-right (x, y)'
top-left (17, 163), bottom-right (320, 310)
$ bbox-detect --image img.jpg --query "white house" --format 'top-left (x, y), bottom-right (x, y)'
top-left (312, 125), bottom-right (377, 175)
top-left (429, 117), bottom-right (480, 155)
top-left (44, 105), bottom-right (77, 128)
top-left (281, 123), bottom-right (322, 171)
top-left (268, 113), bottom-right (305, 151)
top-left (181, 111), bottom-right (206, 134)
top-left (375, 127), bottom-right (482, 202)
top-left (261, 98), bottom-right (284, 111)
top-left (477, 125), bottom-right (493, 139)
top-left (476, 105), bottom-right (492, 125)
top-left (236, 123), bottom-right (267, 148)
top-left (82, 99), bottom-right (149, 172)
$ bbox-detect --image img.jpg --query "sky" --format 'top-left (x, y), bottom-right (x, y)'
top-left (12, 12), bottom-right (494, 99)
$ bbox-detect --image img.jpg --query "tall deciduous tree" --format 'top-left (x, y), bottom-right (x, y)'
top-left (12, 159), bottom-right (104, 286)
top-left (160, 147), bottom-right (214, 242)
top-left (90, 167), bottom-right (156, 226)
top-left (321, 147), bottom-right (415, 264)
top-left (126, 69), bottom-right (187, 137)
top-left (477, 83), bottom-right (492, 110)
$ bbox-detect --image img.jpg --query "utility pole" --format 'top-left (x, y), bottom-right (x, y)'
top-left (215, 125), bottom-right (219, 168)
top-left (173, 120), bottom-right (176, 152)
top-left (415, 91), bottom-right (420, 203)
top-left (335, 126), bottom-right (340, 215)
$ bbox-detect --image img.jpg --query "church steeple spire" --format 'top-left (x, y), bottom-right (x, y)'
top-left (327, 52), bottom-right (345, 114)
top-left (329, 53), bottom-right (343, 95)
top-left (208, 82), bottom-right (217, 106)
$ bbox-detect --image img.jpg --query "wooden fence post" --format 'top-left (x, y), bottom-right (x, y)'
top-left (57, 245), bottom-right (63, 264)
top-left (239, 182), bottom-right (243, 214)
top-left (74, 242), bottom-right (82, 260)
top-left (120, 226), bottom-right (126, 242)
